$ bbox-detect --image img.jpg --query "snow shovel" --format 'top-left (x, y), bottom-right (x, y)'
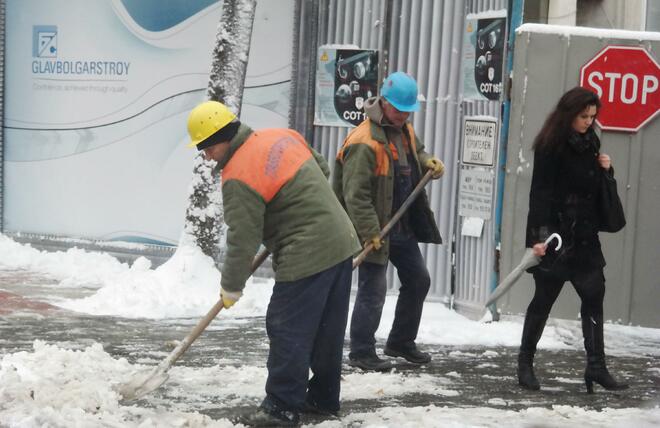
top-left (119, 249), bottom-right (270, 401)
top-left (484, 233), bottom-right (562, 307)
top-left (120, 170), bottom-right (435, 400)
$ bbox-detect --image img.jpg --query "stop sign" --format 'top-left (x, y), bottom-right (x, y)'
top-left (580, 45), bottom-right (660, 132)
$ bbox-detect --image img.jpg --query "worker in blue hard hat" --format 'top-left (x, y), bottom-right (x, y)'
top-left (332, 71), bottom-right (445, 371)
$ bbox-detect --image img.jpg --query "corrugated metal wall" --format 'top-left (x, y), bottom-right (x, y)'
top-left (309, 0), bottom-right (509, 306)
top-left (0, 0), bottom-right (4, 232)
top-left (389, 0), bottom-right (466, 298)
top-left (455, 103), bottom-right (502, 315)
top-left (453, 0), bottom-right (508, 317)
top-left (312, 0), bottom-right (468, 298)
top-left (314, 0), bottom-right (387, 164)
top-left (500, 26), bottom-right (660, 327)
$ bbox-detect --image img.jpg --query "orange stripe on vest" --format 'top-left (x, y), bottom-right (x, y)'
top-left (337, 120), bottom-right (417, 176)
top-left (222, 129), bottom-right (313, 202)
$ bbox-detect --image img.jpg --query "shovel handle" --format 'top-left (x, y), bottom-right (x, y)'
top-left (153, 170), bottom-right (437, 379)
top-left (158, 249), bottom-right (270, 370)
top-left (352, 170), bottom-right (434, 269)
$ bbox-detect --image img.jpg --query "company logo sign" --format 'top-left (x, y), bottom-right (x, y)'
top-left (31, 25), bottom-right (130, 78)
top-left (33, 25), bottom-right (58, 58)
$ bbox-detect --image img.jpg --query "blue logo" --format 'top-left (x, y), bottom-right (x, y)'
top-left (33, 25), bottom-right (58, 58)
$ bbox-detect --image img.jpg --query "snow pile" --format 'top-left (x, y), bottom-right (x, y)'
top-left (0, 341), bottom-right (128, 416)
top-left (374, 297), bottom-right (572, 351)
top-left (0, 341), bottom-right (236, 427)
top-left (58, 243), bottom-right (273, 319)
top-left (0, 234), bottom-right (273, 319)
top-left (0, 234), bottom-right (128, 288)
top-left (342, 371), bottom-right (458, 400)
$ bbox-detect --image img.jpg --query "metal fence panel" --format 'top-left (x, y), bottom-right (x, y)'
top-left (312, 0), bottom-right (469, 299)
top-left (0, 0), bottom-right (4, 232)
top-left (452, 0), bottom-right (508, 317)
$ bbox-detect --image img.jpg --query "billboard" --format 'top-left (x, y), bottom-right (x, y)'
top-left (4, 0), bottom-right (294, 245)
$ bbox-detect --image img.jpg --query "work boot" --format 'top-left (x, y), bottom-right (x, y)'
top-left (235, 400), bottom-right (300, 427)
top-left (582, 314), bottom-right (629, 394)
top-left (301, 397), bottom-right (339, 418)
top-left (348, 352), bottom-right (393, 371)
top-left (384, 344), bottom-right (431, 364)
top-left (517, 312), bottom-right (547, 390)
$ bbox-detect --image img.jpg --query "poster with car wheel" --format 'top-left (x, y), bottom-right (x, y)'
top-left (462, 10), bottom-right (507, 101)
top-left (315, 46), bottom-right (379, 127)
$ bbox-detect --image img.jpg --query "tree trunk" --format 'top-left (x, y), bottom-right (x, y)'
top-left (183, 0), bottom-right (257, 262)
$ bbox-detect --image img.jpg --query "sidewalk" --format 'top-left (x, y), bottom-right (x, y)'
top-left (1, 268), bottom-right (659, 427)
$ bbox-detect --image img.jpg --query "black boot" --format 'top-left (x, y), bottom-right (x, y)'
top-left (384, 343), bottom-right (432, 364)
top-left (235, 398), bottom-right (300, 427)
top-left (348, 351), bottom-right (393, 371)
top-left (582, 314), bottom-right (629, 394)
top-left (517, 313), bottom-right (547, 391)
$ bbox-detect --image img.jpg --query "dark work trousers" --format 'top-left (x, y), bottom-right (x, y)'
top-left (527, 266), bottom-right (606, 320)
top-left (263, 257), bottom-right (352, 413)
top-left (349, 235), bottom-right (431, 357)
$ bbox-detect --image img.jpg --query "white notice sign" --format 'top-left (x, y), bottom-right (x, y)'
top-left (462, 117), bottom-right (498, 166)
top-left (458, 167), bottom-right (494, 219)
top-left (461, 216), bottom-right (485, 237)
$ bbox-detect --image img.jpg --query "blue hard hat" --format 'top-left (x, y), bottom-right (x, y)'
top-left (381, 71), bottom-right (420, 112)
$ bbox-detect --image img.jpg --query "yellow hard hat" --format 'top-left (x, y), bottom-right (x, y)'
top-left (186, 101), bottom-right (237, 148)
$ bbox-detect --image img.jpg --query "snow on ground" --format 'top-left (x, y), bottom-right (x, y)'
top-left (2, 340), bottom-right (659, 427)
top-left (3, 234), bottom-right (659, 355)
top-left (1, 234), bottom-right (659, 427)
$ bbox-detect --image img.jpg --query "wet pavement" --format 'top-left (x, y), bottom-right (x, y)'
top-left (1, 269), bottom-right (659, 425)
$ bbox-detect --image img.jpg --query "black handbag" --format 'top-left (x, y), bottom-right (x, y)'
top-left (598, 169), bottom-right (626, 233)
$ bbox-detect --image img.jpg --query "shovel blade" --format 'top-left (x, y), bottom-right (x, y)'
top-left (118, 369), bottom-right (170, 401)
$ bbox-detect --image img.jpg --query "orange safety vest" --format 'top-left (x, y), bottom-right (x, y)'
top-left (337, 120), bottom-right (417, 176)
top-left (222, 129), bottom-right (313, 203)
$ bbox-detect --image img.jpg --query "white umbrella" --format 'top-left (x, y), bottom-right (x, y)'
top-left (485, 233), bottom-right (562, 307)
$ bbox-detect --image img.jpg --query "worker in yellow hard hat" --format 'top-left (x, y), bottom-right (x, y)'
top-left (186, 100), bottom-right (360, 425)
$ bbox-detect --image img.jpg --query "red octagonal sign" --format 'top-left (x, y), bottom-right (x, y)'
top-left (580, 45), bottom-right (660, 132)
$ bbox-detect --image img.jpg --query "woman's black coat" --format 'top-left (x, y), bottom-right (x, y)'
top-left (525, 128), bottom-right (609, 277)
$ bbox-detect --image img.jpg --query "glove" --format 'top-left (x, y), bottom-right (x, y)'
top-left (425, 157), bottom-right (445, 178)
top-left (220, 288), bottom-right (242, 309)
top-left (365, 235), bottom-right (383, 251)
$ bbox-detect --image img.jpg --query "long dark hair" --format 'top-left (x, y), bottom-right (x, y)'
top-left (532, 86), bottom-right (601, 153)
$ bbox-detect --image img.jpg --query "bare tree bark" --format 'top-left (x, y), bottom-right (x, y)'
top-left (183, 0), bottom-right (257, 261)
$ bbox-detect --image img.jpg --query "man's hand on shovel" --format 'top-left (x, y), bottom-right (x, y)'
top-left (220, 288), bottom-right (242, 309)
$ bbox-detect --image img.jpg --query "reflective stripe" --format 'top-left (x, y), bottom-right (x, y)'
top-left (223, 129), bottom-right (313, 202)
top-left (337, 120), bottom-right (417, 176)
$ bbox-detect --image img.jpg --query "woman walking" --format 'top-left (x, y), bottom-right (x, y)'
top-left (519, 86), bottom-right (628, 393)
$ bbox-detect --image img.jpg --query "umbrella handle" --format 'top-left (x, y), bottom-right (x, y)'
top-left (544, 233), bottom-right (562, 251)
